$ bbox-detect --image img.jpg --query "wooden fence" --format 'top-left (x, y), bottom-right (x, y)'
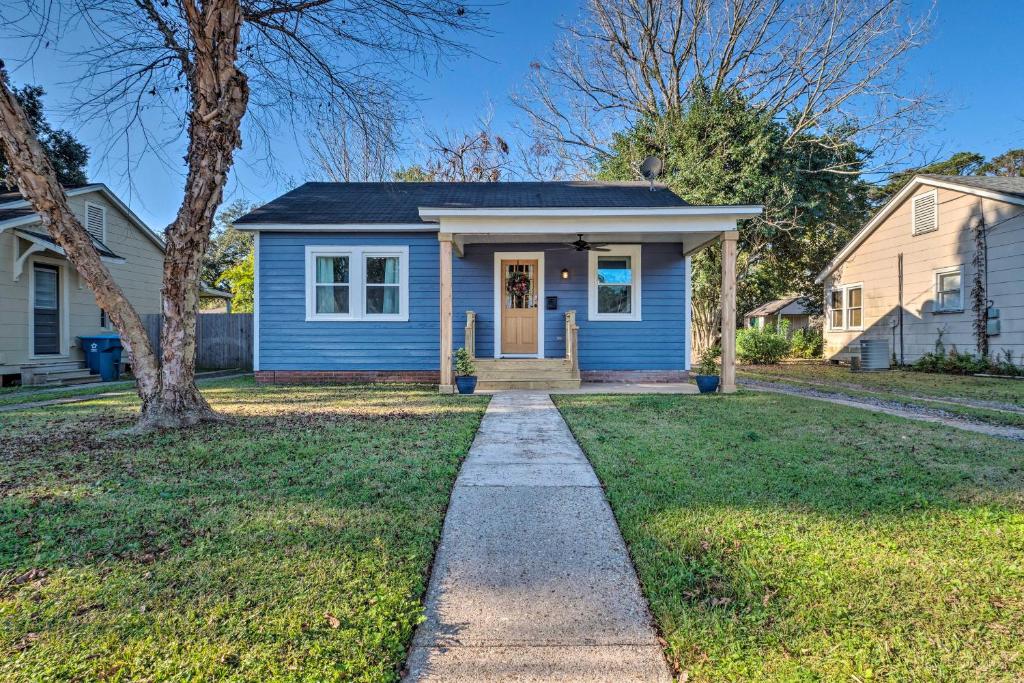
top-left (142, 313), bottom-right (253, 371)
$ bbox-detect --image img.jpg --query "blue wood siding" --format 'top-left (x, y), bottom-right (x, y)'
top-left (258, 234), bottom-right (688, 372)
top-left (453, 243), bottom-right (687, 370)
top-left (257, 231), bottom-right (439, 370)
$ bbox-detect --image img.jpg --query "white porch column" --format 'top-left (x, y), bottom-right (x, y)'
top-left (439, 236), bottom-right (454, 393)
top-left (720, 230), bottom-right (739, 393)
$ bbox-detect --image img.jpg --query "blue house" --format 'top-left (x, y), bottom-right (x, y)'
top-left (235, 182), bottom-right (760, 392)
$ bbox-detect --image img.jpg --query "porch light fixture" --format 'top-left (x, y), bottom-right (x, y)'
top-left (561, 268), bottom-right (569, 280)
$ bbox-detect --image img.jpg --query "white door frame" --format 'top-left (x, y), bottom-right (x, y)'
top-left (493, 251), bottom-right (545, 358)
top-left (28, 255), bottom-right (72, 359)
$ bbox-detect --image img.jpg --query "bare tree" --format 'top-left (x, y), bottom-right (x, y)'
top-left (513, 0), bottom-right (936, 176)
top-left (307, 112), bottom-right (400, 182)
top-left (0, 0), bottom-right (482, 430)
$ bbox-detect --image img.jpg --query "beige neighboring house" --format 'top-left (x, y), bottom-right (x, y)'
top-left (0, 183), bottom-right (165, 385)
top-left (815, 175), bottom-right (1024, 365)
top-left (743, 295), bottom-right (812, 331)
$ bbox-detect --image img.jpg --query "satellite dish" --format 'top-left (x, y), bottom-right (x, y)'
top-left (640, 156), bottom-right (663, 190)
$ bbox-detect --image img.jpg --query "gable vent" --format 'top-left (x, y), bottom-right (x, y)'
top-left (911, 191), bottom-right (937, 235)
top-left (85, 203), bottom-right (106, 241)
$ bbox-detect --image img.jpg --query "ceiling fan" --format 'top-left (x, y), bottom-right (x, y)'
top-left (558, 233), bottom-right (611, 252)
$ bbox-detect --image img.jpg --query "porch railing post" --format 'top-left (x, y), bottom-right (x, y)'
top-left (720, 230), bottom-right (739, 393)
top-left (565, 310), bottom-right (579, 374)
top-left (464, 311), bottom-right (476, 359)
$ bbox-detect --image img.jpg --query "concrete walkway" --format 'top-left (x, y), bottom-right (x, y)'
top-left (404, 392), bottom-right (671, 682)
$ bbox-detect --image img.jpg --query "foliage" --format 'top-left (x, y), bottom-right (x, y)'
top-left (202, 201), bottom-right (254, 290)
top-left (554, 391), bottom-right (1024, 681)
top-left (978, 148), bottom-right (1024, 177)
top-left (789, 328), bottom-right (823, 359)
top-left (0, 380), bottom-right (487, 680)
top-left (871, 151), bottom-right (984, 203)
top-left (216, 252), bottom-right (254, 314)
top-left (392, 165), bottom-right (435, 182)
top-left (0, 85), bottom-right (88, 187)
top-left (395, 128), bottom-right (511, 182)
top-left (453, 347), bottom-right (475, 376)
top-left (736, 320), bottom-right (791, 364)
top-left (912, 346), bottom-right (991, 375)
top-left (695, 345), bottom-right (720, 376)
top-left (598, 87), bottom-right (869, 352)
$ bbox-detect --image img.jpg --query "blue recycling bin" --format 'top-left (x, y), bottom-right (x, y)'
top-left (78, 334), bottom-right (123, 375)
top-left (98, 350), bottom-right (121, 381)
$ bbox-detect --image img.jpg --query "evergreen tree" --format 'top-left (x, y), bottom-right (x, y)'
top-left (0, 85), bottom-right (88, 187)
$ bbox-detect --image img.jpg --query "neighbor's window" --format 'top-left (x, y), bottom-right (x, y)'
top-left (935, 267), bottom-right (963, 312)
top-left (588, 245), bottom-right (641, 321)
top-left (305, 246), bottom-right (408, 321)
top-left (830, 284), bottom-right (863, 330)
top-left (846, 286), bottom-right (862, 328)
top-left (830, 290), bottom-right (844, 329)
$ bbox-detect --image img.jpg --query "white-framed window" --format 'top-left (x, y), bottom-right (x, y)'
top-left (934, 266), bottom-right (964, 313)
top-left (828, 283), bottom-right (863, 330)
top-left (305, 245), bottom-right (408, 322)
top-left (911, 189), bottom-right (938, 236)
top-left (85, 202), bottom-right (106, 242)
top-left (588, 244), bottom-right (641, 321)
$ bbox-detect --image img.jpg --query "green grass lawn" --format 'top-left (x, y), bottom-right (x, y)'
top-left (555, 391), bottom-right (1024, 682)
top-left (1, 378), bottom-right (488, 681)
top-left (739, 363), bottom-right (1024, 407)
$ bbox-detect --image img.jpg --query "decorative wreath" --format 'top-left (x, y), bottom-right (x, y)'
top-left (506, 271), bottom-right (532, 297)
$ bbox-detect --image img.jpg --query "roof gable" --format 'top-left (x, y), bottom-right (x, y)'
top-left (815, 175), bottom-right (1024, 284)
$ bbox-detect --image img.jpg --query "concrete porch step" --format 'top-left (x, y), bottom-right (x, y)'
top-left (32, 368), bottom-right (98, 386)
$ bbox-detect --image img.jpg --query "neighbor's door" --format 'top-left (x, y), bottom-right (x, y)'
top-left (501, 259), bottom-right (539, 355)
top-left (33, 264), bottom-right (61, 355)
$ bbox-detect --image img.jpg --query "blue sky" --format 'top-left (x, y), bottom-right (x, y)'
top-left (5, 0), bottom-right (1023, 230)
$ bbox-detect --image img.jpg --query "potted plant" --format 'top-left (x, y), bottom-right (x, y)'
top-left (694, 346), bottom-right (721, 394)
top-left (453, 347), bottom-right (478, 394)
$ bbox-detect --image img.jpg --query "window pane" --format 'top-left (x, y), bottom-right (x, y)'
top-left (597, 256), bottom-right (632, 285)
top-left (316, 256), bottom-right (348, 284)
top-left (366, 256), bottom-right (399, 284)
top-left (598, 284), bottom-right (631, 314)
top-left (848, 307), bottom-right (862, 327)
top-left (939, 272), bottom-right (960, 293)
top-left (366, 286), bottom-right (399, 314)
top-left (831, 310), bottom-right (844, 328)
top-left (831, 290), bottom-right (843, 308)
top-left (316, 285), bottom-right (349, 314)
top-left (34, 269), bottom-right (58, 309)
top-left (847, 287), bottom-right (862, 308)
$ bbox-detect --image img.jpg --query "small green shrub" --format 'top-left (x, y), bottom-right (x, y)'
top-left (790, 328), bottom-right (823, 359)
top-left (737, 321), bottom-right (791, 364)
top-left (696, 345), bottom-right (720, 376)
top-left (912, 346), bottom-right (992, 375)
top-left (454, 347), bottom-right (475, 376)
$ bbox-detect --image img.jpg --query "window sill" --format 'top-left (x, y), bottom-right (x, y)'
top-left (306, 315), bottom-right (409, 323)
top-left (588, 314), bottom-right (642, 322)
top-left (931, 309), bottom-right (964, 315)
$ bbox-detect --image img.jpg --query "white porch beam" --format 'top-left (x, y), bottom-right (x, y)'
top-left (438, 236), bottom-right (454, 393)
top-left (720, 230), bottom-right (739, 393)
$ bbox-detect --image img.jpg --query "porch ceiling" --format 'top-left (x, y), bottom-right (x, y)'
top-left (451, 230), bottom-right (724, 255)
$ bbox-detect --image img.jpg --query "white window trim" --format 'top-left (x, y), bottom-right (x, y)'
top-left (493, 251), bottom-right (546, 359)
top-left (911, 189), bottom-right (938, 236)
top-left (828, 282), bottom-right (863, 331)
top-left (304, 245), bottom-right (409, 322)
top-left (934, 265), bottom-right (965, 313)
top-left (84, 201), bottom-right (107, 242)
top-left (588, 244), bottom-right (642, 322)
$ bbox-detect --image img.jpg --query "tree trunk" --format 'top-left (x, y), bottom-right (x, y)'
top-left (0, 68), bottom-right (162, 406)
top-left (137, 0), bottom-right (249, 430)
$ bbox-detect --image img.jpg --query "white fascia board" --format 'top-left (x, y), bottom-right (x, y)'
top-left (232, 222), bottom-right (435, 232)
top-left (11, 228), bottom-right (126, 264)
top-left (0, 183), bottom-right (166, 251)
top-left (437, 214), bottom-right (743, 235)
top-left (815, 174), bottom-right (1024, 285)
top-left (418, 205), bottom-right (762, 220)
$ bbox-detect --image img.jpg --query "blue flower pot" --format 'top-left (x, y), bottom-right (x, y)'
top-left (455, 375), bottom-right (478, 395)
top-left (695, 375), bottom-right (720, 394)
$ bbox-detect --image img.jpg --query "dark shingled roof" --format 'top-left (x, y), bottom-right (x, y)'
top-left (919, 174), bottom-right (1024, 199)
top-left (235, 181), bottom-right (691, 225)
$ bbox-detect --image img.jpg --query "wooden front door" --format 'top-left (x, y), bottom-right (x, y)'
top-left (500, 259), bottom-right (539, 355)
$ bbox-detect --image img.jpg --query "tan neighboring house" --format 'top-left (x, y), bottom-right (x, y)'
top-left (743, 295), bottom-right (812, 331)
top-left (0, 184), bottom-right (165, 385)
top-left (815, 175), bottom-right (1024, 365)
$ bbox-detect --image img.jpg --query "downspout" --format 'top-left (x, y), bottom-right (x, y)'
top-left (897, 252), bottom-right (904, 365)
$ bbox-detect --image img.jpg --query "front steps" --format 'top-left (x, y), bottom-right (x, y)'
top-left (21, 360), bottom-right (98, 387)
top-left (473, 357), bottom-right (581, 391)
